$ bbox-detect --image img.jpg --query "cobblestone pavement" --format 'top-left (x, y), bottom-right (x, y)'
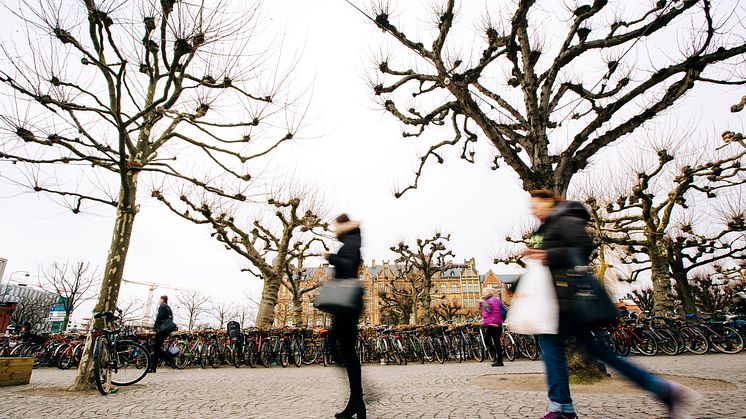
top-left (1, 353), bottom-right (745, 418)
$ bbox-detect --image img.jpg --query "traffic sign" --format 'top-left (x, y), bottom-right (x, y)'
top-left (49, 304), bottom-right (65, 312)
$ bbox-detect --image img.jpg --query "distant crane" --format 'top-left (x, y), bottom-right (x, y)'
top-left (121, 279), bottom-right (190, 326)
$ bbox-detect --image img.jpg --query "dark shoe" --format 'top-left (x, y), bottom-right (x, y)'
top-left (335, 397), bottom-right (366, 419)
top-left (541, 412), bottom-right (575, 419)
top-left (491, 361), bottom-right (504, 367)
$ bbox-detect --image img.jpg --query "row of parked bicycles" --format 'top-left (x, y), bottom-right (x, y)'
top-left (2, 310), bottom-right (744, 395)
top-left (593, 312), bottom-right (745, 356)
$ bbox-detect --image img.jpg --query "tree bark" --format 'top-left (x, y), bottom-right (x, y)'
top-left (255, 276), bottom-right (281, 328)
top-left (70, 172), bottom-right (138, 391)
top-left (421, 277), bottom-right (432, 324)
top-left (649, 243), bottom-right (675, 314)
top-left (291, 295), bottom-right (303, 327)
top-left (670, 258), bottom-right (697, 316)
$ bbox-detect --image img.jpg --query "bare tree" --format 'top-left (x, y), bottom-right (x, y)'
top-left (232, 304), bottom-right (256, 328)
top-left (626, 288), bottom-right (655, 313)
top-left (690, 265), bottom-right (745, 314)
top-left (364, 0), bottom-right (746, 196)
top-left (283, 256), bottom-right (325, 327)
top-left (38, 262), bottom-right (99, 330)
top-left (117, 296), bottom-right (143, 327)
top-left (9, 292), bottom-right (56, 331)
top-left (176, 290), bottom-right (209, 331)
top-left (210, 301), bottom-right (234, 328)
top-left (377, 261), bottom-right (421, 325)
top-left (0, 1), bottom-right (302, 390)
top-left (390, 232), bottom-right (454, 324)
top-left (585, 141), bottom-right (745, 314)
top-left (156, 185), bottom-right (330, 328)
top-left (431, 296), bottom-right (467, 323)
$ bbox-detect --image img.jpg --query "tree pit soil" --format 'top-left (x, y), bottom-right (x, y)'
top-left (472, 373), bottom-right (736, 393)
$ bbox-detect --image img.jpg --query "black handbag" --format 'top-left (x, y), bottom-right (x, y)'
top-left (565, 267), bottom-right (618, 327)
top-left (155, 306), bottom-right (178, 334)
top-left (565, 254), bottom-right (618, 328)
top-left (316, 279), bottom-right (364, 314)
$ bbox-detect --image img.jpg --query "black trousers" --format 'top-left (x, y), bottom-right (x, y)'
top-left (484, 325), bottom-right (503, 362)
top-left (153, 330), bottom-right (174, 369)
top-left (331, 313), bottom-right (362, 399)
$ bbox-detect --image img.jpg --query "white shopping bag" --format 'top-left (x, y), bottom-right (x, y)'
top-left (506, 260), bottom-right (559, 335)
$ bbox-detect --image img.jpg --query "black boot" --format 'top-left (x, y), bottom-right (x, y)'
top-left (335, 395), bottom-right (366, 419)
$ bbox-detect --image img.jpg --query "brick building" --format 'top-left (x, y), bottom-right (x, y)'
top-left (275, 258), bottom-right (491, 326)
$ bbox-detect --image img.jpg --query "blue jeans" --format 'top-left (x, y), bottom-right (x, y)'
top-left (538, 327), bottom-right (670, 413)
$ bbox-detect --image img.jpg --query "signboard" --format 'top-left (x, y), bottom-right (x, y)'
top-left (49, 304), bottom-right (66, 312)
top-left (50, 321), bottom-right (64, 333)
top-left (48, 305), bottom-right (68, 321)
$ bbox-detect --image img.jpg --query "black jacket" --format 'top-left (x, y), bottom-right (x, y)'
top-left (533, 200), bottom-right (596, 315)
top-left (535, 200), bottom-right (595, 272)
top-left (328, 227), bottom-right (362, 280)
top-left (154, 303), bottom-right (173, 329)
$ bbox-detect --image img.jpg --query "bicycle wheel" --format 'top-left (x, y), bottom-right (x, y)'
top-left (291, 342), bottom-right (302, 367)
top-left (302, 341), bottom-right (318, 365)
top-left (636, 330), bottom-right (658, 356)
top-left (682, 327), bottom-right (708, 355)
top-left (503, 334), bottom-right (516, 362)
top-left (710, 326), bottom-right (744, 354)
top-left (245, 343), bottom-right (256, 368)
top-left (279, 341), bottom-right (290, 368)
top-left (111, 341), bottom-right (150, 386)
top-left (655, 329), bottom-right (679, 356)
top-left (174, 342), bottom-right (189, 369)
top-left (260, 341), bottom-right (271, 367)
top-left (232, 347), bottom-right (241, 368)
top-left (93, 337), bottom-right (112, 396)
top-left (433, 339), bottom-right (446, 364)
top-left (523, 335), bottom-right (540, 360)
top-left (421, 338), bottom-right (435, 362)
top-left (209, 345), bottom-right (222, 368)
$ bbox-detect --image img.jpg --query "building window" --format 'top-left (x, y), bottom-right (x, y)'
top-left (441, 284), bottom-right (446, 294)
top-left (462, 284), bottom-right (467, 293)
top-left (451, 284), bottom-right (457, 294)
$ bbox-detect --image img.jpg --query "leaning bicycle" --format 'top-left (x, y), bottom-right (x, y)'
top-left (92, 309), bottom-right (151, 395)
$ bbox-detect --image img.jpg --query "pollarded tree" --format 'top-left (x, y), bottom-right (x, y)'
top-left (377, 261), bottom-right (422, 325)
top-left (0, 1), bottom-right (302, 390)
top-left (365, 0), bottom-right (746, 196)
top-left (210, 301), bottom-right (234, 329)
top-left (155, 186), bottom-right (330, 328)
top-left (586, 141), bottom-right (745, 314)
top-left (390, 232), bottom-right (454, 324)
top-left (283, 250), bottom-right (328, 327)
top-left (689, 264), bottom-right (745, 314)
top-left (626, 288), bottom-right (655, 313)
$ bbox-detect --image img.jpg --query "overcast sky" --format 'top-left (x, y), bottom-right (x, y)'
top-left (1, 0), bottom-right (743, 324)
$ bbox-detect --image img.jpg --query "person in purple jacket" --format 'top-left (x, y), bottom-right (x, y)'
top-left (480, 287), bottom-right (504, 367)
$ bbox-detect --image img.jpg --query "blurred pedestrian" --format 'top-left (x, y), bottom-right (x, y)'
top-left (324, 214), bottom-right (365, 419)
top-left (151, 295), bottom-right (177, 372)
top-left (525, 190), bottom-right (698, 419)
top-left (479, 287), bottom-right (504, 366)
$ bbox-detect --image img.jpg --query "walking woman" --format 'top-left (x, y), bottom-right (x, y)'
top-left (524, 190), bottom-right (698, 419)
top-left (324, 214), bottom-right (365, 419)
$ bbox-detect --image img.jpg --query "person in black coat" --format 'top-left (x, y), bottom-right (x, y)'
top-left (151, 295), bottom-right (176, 372)
top-left (324, 213), bottom-right (365, 419)
top-left (524, 190), bottom-right (698, 419)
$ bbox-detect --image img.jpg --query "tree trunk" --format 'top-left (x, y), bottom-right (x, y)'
top-left (62, 313), bottom-right (70, 332)
top-left (421, 277), bottom-right (432, 324)
top-left (256, 276), bottom-right (281, 328)
top-left (291, 295), bottom-right (303, 327)
top-left (567, 340), bottom-right (609, 383)
top-left (70, 173), bottom-right (139, 391)
top-left (670, 263), bottom-right (696, 316)
top-left (649, 243), bottom-right (675, 314)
